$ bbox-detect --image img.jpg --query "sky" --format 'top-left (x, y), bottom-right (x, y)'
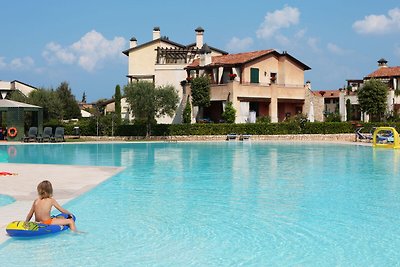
top-left (1, 0), bottom-right (400, 102)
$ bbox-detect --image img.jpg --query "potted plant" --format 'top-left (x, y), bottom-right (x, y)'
top-left (229, 73), bottom-right (237, 80)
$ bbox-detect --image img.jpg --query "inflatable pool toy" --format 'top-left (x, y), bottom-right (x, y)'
top-left (0, 172), bottom-right (17, 176)
top-left (6, 213), bottom-right (76, 237)
top-left (372, 127), bottom-right (400, 149)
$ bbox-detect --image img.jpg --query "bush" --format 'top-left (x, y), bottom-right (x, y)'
top-left (221, 102), bottom-right (236, 123)
top-left (324, 113), bottom-right (341, 122)
top-left (257, 116), bottom-right (271, 123)
top-left (183, 100), bottom-right (191, 124)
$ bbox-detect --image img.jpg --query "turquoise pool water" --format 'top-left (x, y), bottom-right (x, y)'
top-left (1, 142), bottom-right (400, 266)
top-left (0, 195), bottom-right (15, 207)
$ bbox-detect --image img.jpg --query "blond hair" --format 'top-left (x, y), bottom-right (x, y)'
top-left (37, 180), bottom-right (53, 199)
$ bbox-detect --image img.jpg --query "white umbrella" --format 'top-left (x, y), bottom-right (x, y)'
top-left (308, 101), bottom-right (315, 122)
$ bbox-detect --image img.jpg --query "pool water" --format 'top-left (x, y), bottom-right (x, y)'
top-left (1, 142), bottom-right (400, 266)
top-left (0, 195), bottom-right (15, 207)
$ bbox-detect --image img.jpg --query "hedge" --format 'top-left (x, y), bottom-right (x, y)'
top-left (53, 120), bottom-right (400, 137)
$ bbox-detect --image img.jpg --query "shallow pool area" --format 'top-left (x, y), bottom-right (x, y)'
top-left (0, 195), bottom-right (15, 207)
top-left (1, 142), bottom-right (400, 266)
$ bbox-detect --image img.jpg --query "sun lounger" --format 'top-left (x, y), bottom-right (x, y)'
top-left (355, 128), bottom-right (372, 141)
top-left (239, 134), bottom-right (251, 141)
top-left (41, 127), bottom-right (53, 142)
top-left (52, 127), bottom-right (65, 142)
top-left (23, 127), bottom-right (38, 142)
top-left (226, 133), bottom-right (237, 141)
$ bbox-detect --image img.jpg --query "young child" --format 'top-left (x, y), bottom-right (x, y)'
top-left (25, 180), bottom-right (78, 232)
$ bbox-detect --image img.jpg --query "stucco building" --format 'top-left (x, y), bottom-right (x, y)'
top-left (123, 27), bottom-right (226, 123)
top-left (0, 80), bottom-right (36, 98)
top-left (186, 49), bottom-right (311, 123)
top-left (340, 58), bottom-right (400, 121)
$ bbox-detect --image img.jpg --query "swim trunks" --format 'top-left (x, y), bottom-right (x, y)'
top-left (41, 218), bottom-right (53, 225)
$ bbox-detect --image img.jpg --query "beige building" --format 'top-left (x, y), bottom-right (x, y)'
top-left (186, 49), bottom-right (311, 123)
top-left (123, 27), bottom-right (227, 123)
top-left (0, 80), bottom-right (36, 98)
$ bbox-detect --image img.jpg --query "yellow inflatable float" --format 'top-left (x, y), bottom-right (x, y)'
top-left (372, 127), bottom-right (400, 149)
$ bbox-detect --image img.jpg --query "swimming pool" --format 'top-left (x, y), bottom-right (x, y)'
top-left (0, 195), bottom-right (15, 207)
top-left (1, 142), bottom-right (400, 266)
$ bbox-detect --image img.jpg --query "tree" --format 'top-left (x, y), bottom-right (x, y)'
top-left (183, 96), bottom-right (192, 124)
top-left (56, 82), bottom-right (81, 120)
top-left (29, 89), bottom-right (63, 121)
top-left (357, 79), bottom-right (388, 122)
top-left (190, 76), bottom-right (210, 120)
top-left (221, 101), bottom-right (236, 123)
top-left (114, 84), bottom-right (122, 125)
top-left (346, 99), bottom-right (352, 121)
top-left (191, 75), bottom-right (210, 107)
top-left (124, 81), bottom-right (179, 137)
top-left (81, 91), bottom-right (87, 103)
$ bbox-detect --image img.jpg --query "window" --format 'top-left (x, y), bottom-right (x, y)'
top-left (270, 72), bottom-right (277, 84)
top-left (250, 68), bottom-right (259, 83)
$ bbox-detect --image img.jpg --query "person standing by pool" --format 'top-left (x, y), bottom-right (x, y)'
top-left (25, 180), bottom-right (78, 232)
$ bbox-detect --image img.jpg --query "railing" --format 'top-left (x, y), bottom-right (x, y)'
top-left (211, 81), bottom-right (305, 88)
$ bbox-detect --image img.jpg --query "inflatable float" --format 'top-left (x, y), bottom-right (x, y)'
top-left (6, 213), bottom-right (76, 237)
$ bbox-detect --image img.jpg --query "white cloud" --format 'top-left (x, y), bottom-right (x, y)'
top-left (295, 29), bottom-right (307, 39)
top-left (43, 42), bottom-right (76, 64)
top-left (327, 43), bottom-right (345, 55)
top-left (256, 5), bottom-right (300, 39)
top-left (275, 34), bottom-right (290, 46)
top-left (0, 56), bottom-right (35, 70)
top-left (226, 37), bottom-right (253, 51)
top-left (42, 30), bottom-right (126, 72)
top-left (353, 8), bottom-right (400, 34)
top-left (307, 37), bottom-right (320, 52)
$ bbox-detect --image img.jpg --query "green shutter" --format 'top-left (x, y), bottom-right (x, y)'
top-left (250, 68), bottom-right (259, 83)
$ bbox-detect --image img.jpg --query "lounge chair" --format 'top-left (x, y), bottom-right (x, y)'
top-left (52, 127), bottom-right (65, 142)
top-left (239, 134), bottom-right (251, 141)
top-left (23, 127), bottom-right (38, 142)
top-left (355, 128), bottom-right (372, 141)
top-left (226, 133), bottom-right (237, 141)
top-left (41, 127), bottom-right (53, 142)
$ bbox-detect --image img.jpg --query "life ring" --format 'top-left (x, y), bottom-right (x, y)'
top-left (7, 127), bottom-right (18, 138)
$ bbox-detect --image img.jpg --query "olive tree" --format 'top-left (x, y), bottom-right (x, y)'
top-left (124, 81), bottom-right (179, 137)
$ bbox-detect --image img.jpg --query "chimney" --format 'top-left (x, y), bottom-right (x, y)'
top-left (130, 37), bottom-right (137, 48)
top-left (305, 80), bottom-right (311, 90)
top-left (153, 26), bottom-right (160, 40)
top-left (199, 43), bottom-right (212, 66)
top-left (378, 58), bottom-right (388, 68)
top-left (195, 27), bottom-right (204, 49)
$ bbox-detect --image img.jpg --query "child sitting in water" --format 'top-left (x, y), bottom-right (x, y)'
top-left (25, 180), bottom-right (78, 232)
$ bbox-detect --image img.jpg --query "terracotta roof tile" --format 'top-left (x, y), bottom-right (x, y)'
top-left (366, 66), bottom-right (400, 78)
top-left (315, 90), bottom-right (340, 98)
top-left (188, 49), bottom-right (275, 68)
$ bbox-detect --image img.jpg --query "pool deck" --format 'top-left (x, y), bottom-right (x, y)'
top-left (0, 163), bottom-right (124, 244)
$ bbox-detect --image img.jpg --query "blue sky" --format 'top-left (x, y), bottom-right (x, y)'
top-left (1, 0), bottom-right (400, 102)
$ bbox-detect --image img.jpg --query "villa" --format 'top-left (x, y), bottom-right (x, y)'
top-left (186, 49), bottom-right (312, 123)
top-left (339, 58), bottom-right (400, 121)
top-left (122, 27), bottom-right (227, 123)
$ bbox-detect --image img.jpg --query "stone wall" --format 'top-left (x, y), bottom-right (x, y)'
top-left (71, 134), bottom-right (356, 142)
